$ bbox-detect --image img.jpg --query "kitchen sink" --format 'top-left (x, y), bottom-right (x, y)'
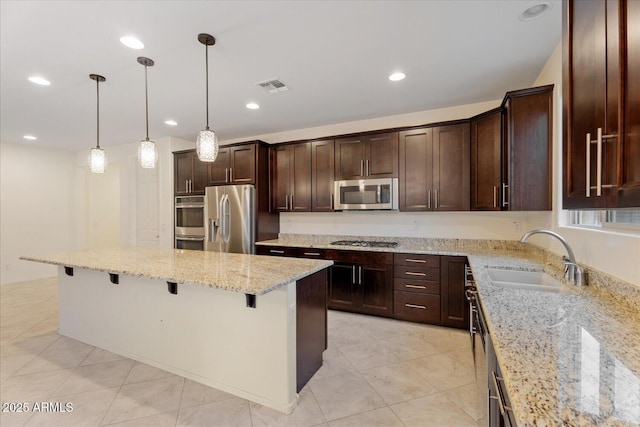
top-left (487, 268), bottom-right (570, 293)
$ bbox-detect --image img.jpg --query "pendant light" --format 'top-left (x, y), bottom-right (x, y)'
top-left (88, 74), bottom-right (107, 173)
top-left (196, 33), bottom-right (218, 162)
top-left (137, 57), bottom-right (158, 168)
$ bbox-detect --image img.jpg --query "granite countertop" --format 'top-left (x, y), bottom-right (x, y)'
top-left (21, 246), bottom-right (332, 296)
top-left (258, 234), bottom-right (640, 426)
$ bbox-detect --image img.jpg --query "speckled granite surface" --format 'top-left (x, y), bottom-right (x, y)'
top-left (258, 234), bottom-right (640, 426)
top-left (21, 246), bottom-right (332, 296)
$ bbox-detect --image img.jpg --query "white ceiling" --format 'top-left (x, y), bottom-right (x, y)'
top-left (0, 1), bottom-right (561, 151)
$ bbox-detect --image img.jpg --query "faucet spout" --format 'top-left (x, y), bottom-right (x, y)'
top-left (520, 229), bottom-right (585, 285)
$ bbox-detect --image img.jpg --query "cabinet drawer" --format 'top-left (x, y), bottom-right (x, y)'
top-left (256, 246), bottom-right (295, 257)
top-left (294, 248), bottom-right (327, 259)
top-left (394, 265), bottom-right (440, 281)
top-left (394, 278), bottom-right (439, 295)
top-left (394, 253), bottom-right (440, 267)
top-left (393, 291), bottom-right (440, 324)
top-left (325, 250), bottom-right (393, 265)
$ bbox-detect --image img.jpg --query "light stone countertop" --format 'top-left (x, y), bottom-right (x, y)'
top-left (21, 246), bottom-right (332, 296)
top-left (257, 234), bottom-right (640, 426)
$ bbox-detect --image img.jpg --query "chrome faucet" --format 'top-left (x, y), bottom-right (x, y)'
top-left (520, 229), bottom-right (586, 286)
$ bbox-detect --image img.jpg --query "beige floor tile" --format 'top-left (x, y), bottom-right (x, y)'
top-left (0, 332), bottom-right (60, 357)
top-left (177, 397), bottom-right (252, 427)
top-left (339, 341), bottom-right (401, 371)
top-left (415, 326), bottom-right (471, 353)
top-left (390, 392), bottom-right (477, 427)
top-left (0, 408), bottom-right (34, 427)
top-left (0, 368), bottom-right (73, 402)
top-left (16, 344), bottom-right (94, 375)
top-left (124, 362), bottom-right (179, 385)
top-left (0, 353), bottom-right (36, 379)
top-left (380, 333), bottom-right (441, 361)
top-left (443, 382), bottom-right (486, 421)
top-left (46, 336), bottom-right (94, 353)
top-left (352, 316), bottom-right (411, 341)
top-left (51, 359), bottom-right (134, 397)
top-left (179, 379), bottom-right (235, 409)
top-left (443, 347), bottom-right (476, 370)
top-left (327, 406), bottom-right (404, 427)
top-left (327, 324), bottom-right (375, 349)
top-left (309, 372), bottom-right (385, 421)
top-left (311, 347), bottom-right (357, 380)
top-left (250, 387), bottom-right (326, 427)
top-left (103, 410), bottom-right (178, 427)
top-left (25, 387), bottom-right (118, 427)
top-left (101, 376), bottom-right (184, 425)
top-left (80, 348), bottom-right (126, 366)
top-left (361, 362), bottom-right (437, 405)
top-left (406, 352), bottom-right (476, 391)
top-left (19, 318), bottom-right (59, 339)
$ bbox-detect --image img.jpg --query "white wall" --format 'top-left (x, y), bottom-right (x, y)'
top-left (0, 142), bottom-right (77, 284)
top-left (527, 43), bottom-right (640, 285)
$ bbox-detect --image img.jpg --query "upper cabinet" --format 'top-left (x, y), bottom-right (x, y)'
top-left (470, 109), bottom-right (502, 211)
top-left (174, 150), bottom-right (208, 195)
top-left (208, 144), bottom-right (256, 186)
top-left (311, 139), bottom-right (335, 212)
top-left (271, 142), bottom-right (312, 212)
top-left (563, 0), bottom-right (640, 208)
top-left (399, 123), bottom-right (470, 211)
top-left (335, 132), bottom-right (399, 180)
top-left (502, 85), bottom-right (553, 211)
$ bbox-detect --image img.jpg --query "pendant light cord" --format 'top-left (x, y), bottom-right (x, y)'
top-left (145, 64), bottom-right (149, 140)
top-left (205, 43), bottom-right (209, 130)
top-left (96, 78), bottom-right (100, 149)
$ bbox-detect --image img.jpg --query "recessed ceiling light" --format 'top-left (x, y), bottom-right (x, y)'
top-left (389, 72), bottom-right (406, 82)
top-left (120, 36), bottom-right (144, 49)
top-left (23, 135), bottom-right (37, 141)
top-left (164, 120), bottom-right (178, 126)
top-left (28, 76), bottom-right (50, 86)
top-left (520, 3), bottom-right (551, 21)
top-left (246, 102), bottom-right (260, 110)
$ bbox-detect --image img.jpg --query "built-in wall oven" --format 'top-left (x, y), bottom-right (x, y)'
top-left (175, 196), bottom-right (205, 250)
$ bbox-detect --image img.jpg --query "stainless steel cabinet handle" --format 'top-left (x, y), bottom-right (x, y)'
top-left (586, 128), bottom-right (617, 197)
top-left (284, 194), bottom-right (289, 211)
top-left (366, 159), bottom-right (370, 176)
top-left (358, 266), bottom-right (362, 285)
top-left (493, 185), bottom-right (498, 208)
top-left (586, 132), bottom-right (591, 197)
top-left (290, 194), bottom-right (294, 210)
top-left (502, 183), bottom-right (509, 207)
top-left (229, 168), bottom-right (233, 182)
top-left (435, 190), bottom-right (439, 209)
top-left (405, 272), bottom-right (426, 277)
top-left (330, 193), bottom-right (334, 210)
top-left (491, 371), bottom-right (512, 416)
top-left (360, 160), bottom-right (364, 177)
top-left (270, 249), bottom-right (285, 254)
top-left (185, 180), bottom-right (189, 193)
top-left (352, 265), bottom-right (356, 284)
top-left (405, 303), bottom-right (426, 309)
top-left (176, 236), bottom-right (205, 242)
top-left (304, 252), bottom-right (321, 256)
top-left (405, 258), bottom-right (426, 263)
top-left (596, 128), bottom-right (602, 197)
top-left (428, 189), bottom-right (432, 209)
top-left (225, 168), bottom-right (229, 183)
top-left (405, 284), bottom-right (426, 289)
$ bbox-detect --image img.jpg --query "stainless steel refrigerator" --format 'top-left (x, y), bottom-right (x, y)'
top-left (204, 185), bottom-right (256, 254)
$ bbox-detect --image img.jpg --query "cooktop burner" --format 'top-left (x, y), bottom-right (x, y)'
top-left (330, 240), bottom-right (399, 248)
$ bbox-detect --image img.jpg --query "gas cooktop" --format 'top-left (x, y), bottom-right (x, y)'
top-left (330, 240), bottom-right (399, 248)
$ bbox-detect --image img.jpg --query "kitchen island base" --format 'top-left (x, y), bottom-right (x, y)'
top-left (56, 266), bottom-right (327, 414)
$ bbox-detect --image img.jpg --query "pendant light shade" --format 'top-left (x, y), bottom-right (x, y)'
top-left (88, 74), bottom-right (107, 173)
top-left (196, 33), bottom-right (218, 162)
top-left (137, 57), bottom-right (158, 168)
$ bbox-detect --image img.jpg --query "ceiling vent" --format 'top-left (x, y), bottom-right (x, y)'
top-left (256, 78), bottom-right (289, 93)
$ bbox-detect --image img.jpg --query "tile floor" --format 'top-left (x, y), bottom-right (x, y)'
top-left (1, 277), bottom-right (483, 426)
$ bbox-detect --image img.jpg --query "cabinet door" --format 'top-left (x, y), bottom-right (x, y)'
top-left (191, 154), bottom-right (209, 195)
top-left (432, 123), bottom-right (470, 211)
top-left (174, 152), bottom-right (192, 195)
top-left (366, 132), bottom-right (398, 178)
top-left (440, 256), bottom-right (467, 329)
top-left (230, 145), bottom-right (255, 184)
top-left (471, 111), bottom-right (502, 211)
top-left (208, 147), bottom-right (231, 185)
top-left (335, 137), bottom-right (365, 180)
top-left (271, 145), bottom-right (291, 212)
top-left (507, 88), bottom-right (553, 210)
top-left (563, 0), bottom-right (618, 208)
top-left (619, 0), bottom-right (640, 207)
top-left (311, 139), bottom-right (335, 211)
top-left (328, 263), bottom-right (359, 311)
top-left (360, 264), bottom-right (393, 317)
top-left (399, 128), bottom-right (432, 211)
top-left (291, 143), bottom-right (312, 211)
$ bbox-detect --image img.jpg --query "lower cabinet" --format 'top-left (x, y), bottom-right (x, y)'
top-left (440, 256), bottom-right (468, 329)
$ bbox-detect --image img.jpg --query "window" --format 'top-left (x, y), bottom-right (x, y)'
top-left (569, 209), bottom-right (640, 232)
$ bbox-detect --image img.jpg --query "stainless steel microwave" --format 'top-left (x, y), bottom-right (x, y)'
top-left (334, 178), bottom-right (399, 210)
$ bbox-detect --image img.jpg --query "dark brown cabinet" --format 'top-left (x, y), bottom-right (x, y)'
top-left (271, 143), bottom-right (312, 212)
top-left (393, 253), bottom-right (441, 325)
top-left (335, 132), bottom-right (399, 180)
top-left (502, 85), bottom-right (553, 211)
top-left (399, 123), bottom-right (470, 211)
top-left (471, 109), bottom-right (502, 211)
top-left (174, 150), bottom-right (208, 195)
top-left (563, 0), bottom-right (640, 208)
top-left (440, 256), bottom-right (468, 329)
top-left (311, 139), bottom-right (335, 211)
top-left (208, 144), bottom-right (256, 186)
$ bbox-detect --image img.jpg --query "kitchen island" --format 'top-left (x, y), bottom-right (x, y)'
top-left (21, 247), bottom-right (332, 414)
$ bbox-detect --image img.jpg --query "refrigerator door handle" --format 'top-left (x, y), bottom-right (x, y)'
top-left (222, 194), bottom-right (231, 244)
top-left (242, 186), bottom-right (256, 254)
